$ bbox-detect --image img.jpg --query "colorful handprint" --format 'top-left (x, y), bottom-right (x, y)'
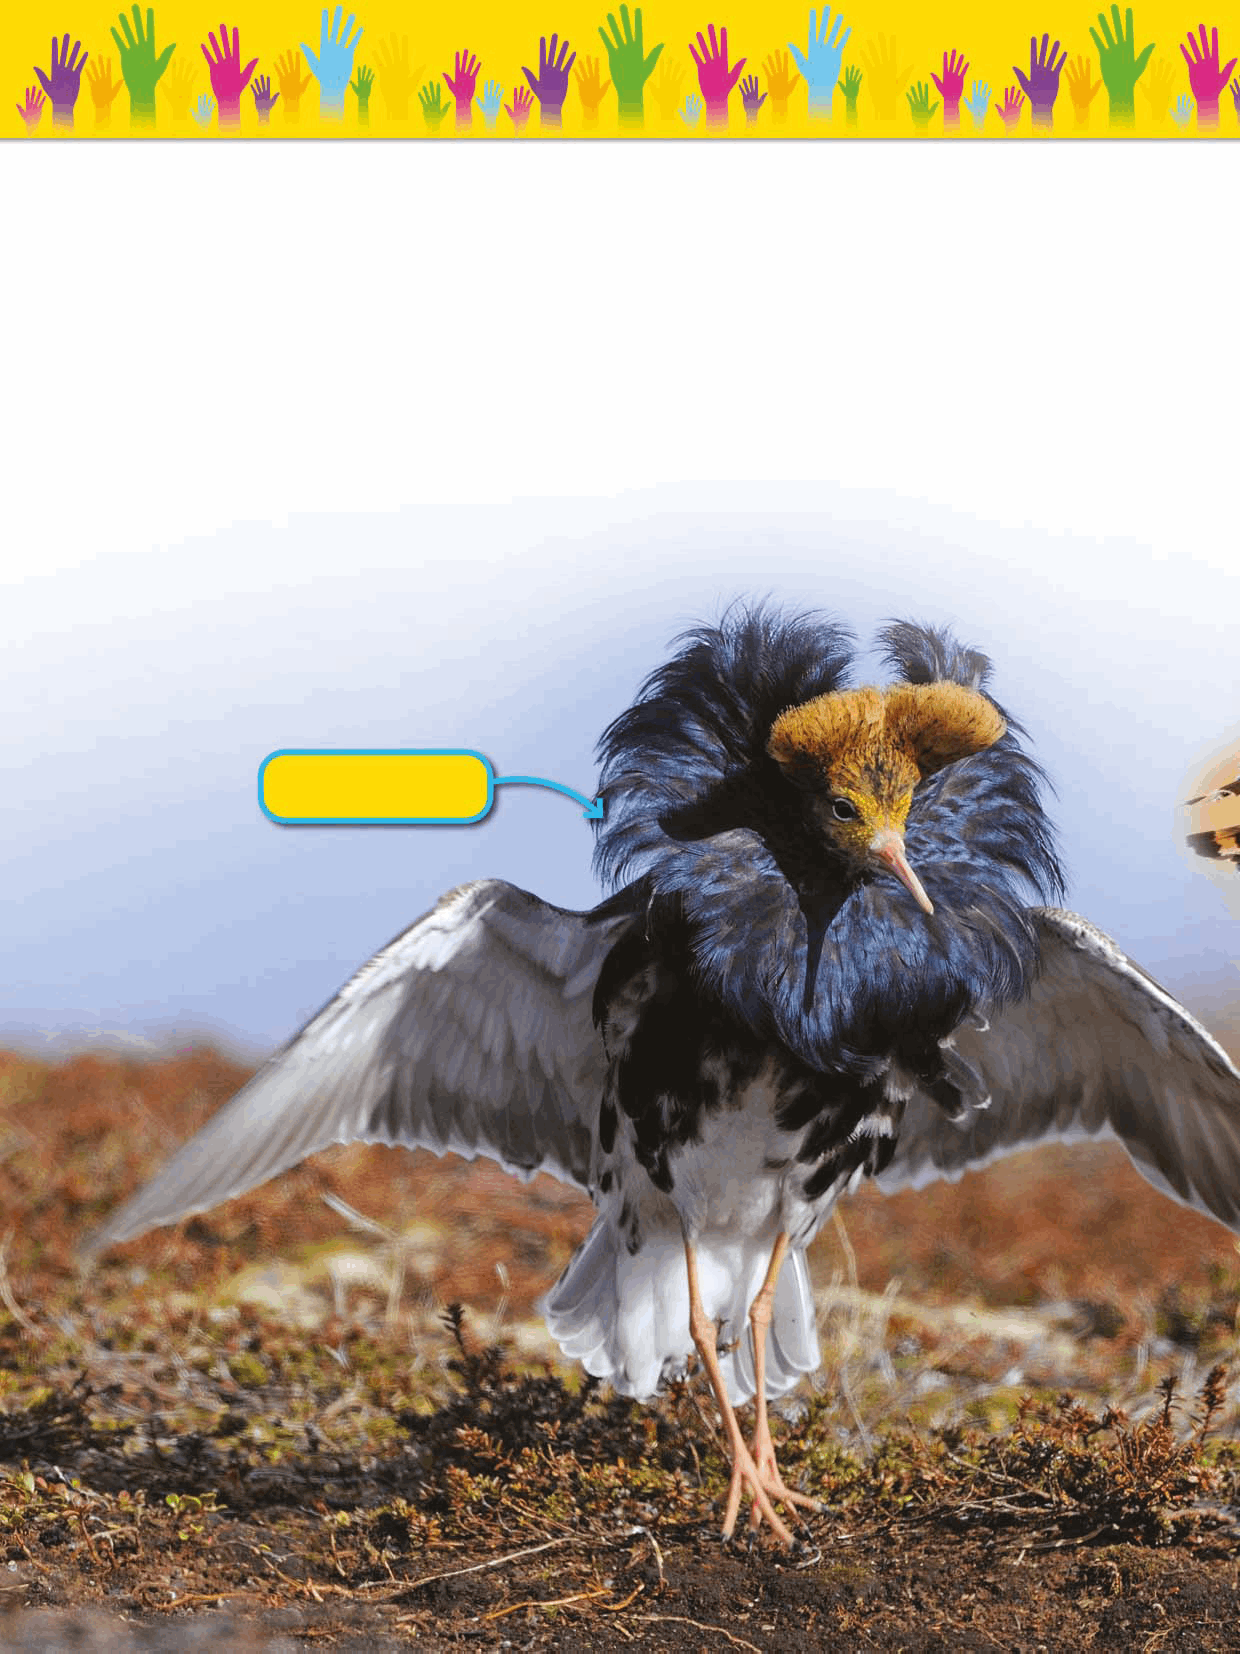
top-left (860, 34), bottom-right (911, 121)
top-left (599, 5), bottom-right (663, 126)
top-left (1013, 33), bottom-right (1066, 131)
top-left (575, 55), bottom-right (611, 126)
top-left (17, 85), bottom-right (45, 133)
top-left (86, 55), bottom-right (125, 127)
top-left (1140, 55), bottom-right (1175, 123)
top-left (302, 6), bottom-right (363, 121)
top-left (274, 49), bottom-right (312, 122)
top-left (762, 50), bottom-right (801, 123)
top-left (1089, 5), bottom-right (1154, 127)
top-left (964, 77), bottom-right (990, 130)
top-left (522, 34), bottom-right (576, 128)
top-left (419, 79), bottom-right (450, 131)
top-left (504, 83), bottom-right (534, 131)
top-left (789, 8), bottom-right (850, 118)
top-left (739, 72), bottom-right (766, 124)
top-left (351, 63), bottom-right (374, 126)
top-left (201, 25), bottom-right (257, 131)
top-left (931, 48), bottom-right (967, 130)
top-left (445, 48), bottom-right (481, 130)
top-left (477, 78), bottom-right (504, 129)
top-left (252, 74), bottom-right (279, 124)
top-left (995, 84), bottom-right (1025, 131)
top-left (162, 56), bottom-right (195, 119)
top-left (650, 56), bottom-right (685, 122)
top-left (1065, 53), bottom-right (1102, 127)
top-left (374, 34), bottom-right (423, 122)
top-left (838, 61), bottom-right (862, 125)
top-left (689, 24), bottom-right (745, 129)
top-left (906, 78), bottom-right (938, 130)
top-left (35, 34), bottom-right (88, 131)
top-left (1180, 25), bottom-right (1236, 129)
top-left (111, 5), bottom-right (175, 127)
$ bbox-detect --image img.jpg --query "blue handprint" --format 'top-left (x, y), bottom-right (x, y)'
top-left (477, 77), bottom-right (503, 128)
top-left (191, 91), bottom-right (216, 129)
top-left (965, 77), bottom-right (990, 129)
top-left (789, 7), bottom-right (850, 117)
top-left (301, 5), bottom-right (363, 118)
top-left (680, 90), bottom-right (703, 125)
top-left (1171, 91), bottom-right (1194, 126)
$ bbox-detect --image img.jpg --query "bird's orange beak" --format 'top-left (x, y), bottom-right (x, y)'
top-left (869, 827), bottom-right (934, 915)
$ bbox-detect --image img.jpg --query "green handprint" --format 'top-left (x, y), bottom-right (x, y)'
top-left (110, 5), bottom-right (175, 126)
top-left (838, 62), bottom-right (862, 126)
top-left (906, 79), bottom-right (938, 131)
top-left (351, 62), bottom-right (374, 127)
top-left (419, 79), bottom-right (449, 132)
top-left (1089, 5), bottom-right (1154, 125)
top-left (599, 5), bottom-right (664, 125)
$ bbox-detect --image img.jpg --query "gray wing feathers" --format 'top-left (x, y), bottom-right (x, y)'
top-left (877, 908), bottom-right (1240, 1231)
top-left (86, 881), bottom-right (621, 1255)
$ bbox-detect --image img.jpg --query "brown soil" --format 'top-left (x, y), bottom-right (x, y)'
top-left (1, 1045), bottom-right (1240, 1648)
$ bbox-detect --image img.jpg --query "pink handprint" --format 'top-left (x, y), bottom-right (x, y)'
top-left (201, 23), bottom-right (258, 130)
top-left (505, 83), bottom-right (534, 131)
top-left (995, 84), bottom-right (1025, 131)
top-left (445, 47), bottom-right (481, 130)
top-left (689, 23), bottom-right (745, 128)
top-left (932, 47), bottom-right (968, 130)
top-left (17, 84), bottom-right (45, 133)
top-left (1180, 25), bottom-right (1236, 128)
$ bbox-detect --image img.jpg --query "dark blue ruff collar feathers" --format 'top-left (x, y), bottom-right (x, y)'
top-left (591, 605), bottom-right (1065, 1075)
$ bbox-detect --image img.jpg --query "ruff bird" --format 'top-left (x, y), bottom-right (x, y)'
top-left (87, 606), bottom-right (1240, 1547)
top-left (1184, 732), bottom-right (1240, 870)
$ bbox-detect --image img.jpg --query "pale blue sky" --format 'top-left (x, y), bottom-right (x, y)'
top-left (2, 481), bottom-right (1236, 1058)
top-left (7, 146), bottom-right (1238, 1056)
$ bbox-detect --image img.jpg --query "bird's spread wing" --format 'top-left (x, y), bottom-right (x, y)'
top-left (85, 881), bottom-right (623, 1256)
top-left (876, 908), bottom-right (1240, 1231)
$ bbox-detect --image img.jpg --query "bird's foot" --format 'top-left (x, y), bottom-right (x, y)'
top-left (744, 1425), bottom-right (822, 1536)
top-left (719, 1434), bottom-right (821, 1548)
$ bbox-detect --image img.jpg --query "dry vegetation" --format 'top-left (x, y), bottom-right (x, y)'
top-left (2, 1042), bottom-right (1240, 1647)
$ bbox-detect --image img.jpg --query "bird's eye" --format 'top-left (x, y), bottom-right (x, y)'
top-left (831, 797), bottom-right (859, 822)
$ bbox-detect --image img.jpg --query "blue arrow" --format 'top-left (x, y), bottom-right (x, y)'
top-left (493, 775), bottom-right (605, 820)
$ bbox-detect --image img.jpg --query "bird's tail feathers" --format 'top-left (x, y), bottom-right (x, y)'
top-left (541, 1217), bottom-right (820, 1405)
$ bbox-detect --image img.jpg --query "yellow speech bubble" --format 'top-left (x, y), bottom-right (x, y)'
top-left (259, 750), bottom-right (493, 824)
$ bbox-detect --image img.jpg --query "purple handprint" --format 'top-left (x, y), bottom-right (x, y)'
top-left (739, 70), bottom-right (766, 123)
top-left (201, 24), bottom-right (258, 130)
top-left (252, 73), bottom-right (279, 123)
top-left (34, 33), bottom-right (88, 130)
top-left (1013, 33), bottom-right (1066, 130)
top-left (523, 33), bottom-right (576, 128)
top-left (445, 48), bottom-right (481, 130)
top-left (1180, 25), bottom-right (1236, 129)
top-left (689, 23), bottom-right (745, 129)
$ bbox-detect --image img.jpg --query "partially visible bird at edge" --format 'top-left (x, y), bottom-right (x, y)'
top-left (1184, 733), bottom-right (1240, 869)
top-left (86, 605), bottom-right (1240, 1549)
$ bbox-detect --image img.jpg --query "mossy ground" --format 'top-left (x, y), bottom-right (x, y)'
top-left (2, 1046), bottom-right (1240, 1647)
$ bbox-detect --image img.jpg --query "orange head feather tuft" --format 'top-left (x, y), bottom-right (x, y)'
top-left (767, 682), bottom-right (1007, 913)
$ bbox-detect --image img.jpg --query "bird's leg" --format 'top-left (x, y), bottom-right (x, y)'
top-left (745, 1231), bottom-right (822, 1530)
top-left (682, 1234), bottom-right (795, 1547)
